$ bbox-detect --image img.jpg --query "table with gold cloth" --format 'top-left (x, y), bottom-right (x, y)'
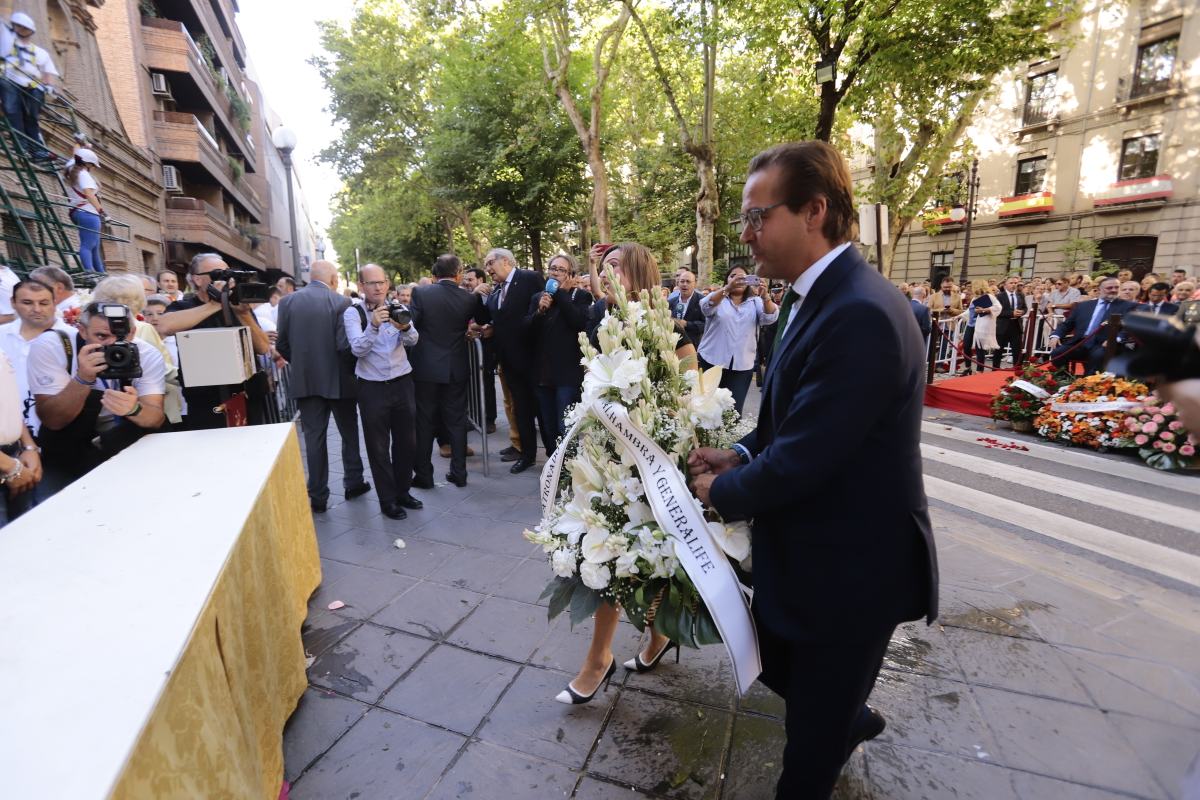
top-left (0, 424), bottom-right (320, 799)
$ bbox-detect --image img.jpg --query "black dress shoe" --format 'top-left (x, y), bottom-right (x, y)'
top-left (310, 499), bottom-right (327, 513)
top-left (509, 459), bottom-right (535, 475)
top-left (445, 472), bottom-right (467, 488)
top-left (381, 503), bottom-right (408, 520)
top-left (396, 494), bottom-right (424, 510)
top-left (345, 482), bottom-right (372, 500)
top-left (500, 449), bottom-right (522, 463)
top-left (499, 446), bottom-right (519, 457)
top-left (411, 476), bottom-right (435, 490)
top-left (847, 705), bottom-right (886, 756)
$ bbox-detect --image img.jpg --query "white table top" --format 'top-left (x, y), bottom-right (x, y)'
top-left (0, 424), bottom-right (297, 799)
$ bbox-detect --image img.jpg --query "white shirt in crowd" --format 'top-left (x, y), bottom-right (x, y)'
top-left (0, 264), bottom-right (19, 317)
top-left (69, 169), bottom-right (100, 215)
top-left (1, 27), bottom-right (59, 89)
top-left (698, 289), bottom-right (779, 372)
top-left (253, 302), bottom-right (277, 333)
top-left (27, 333), bottom-right (166, 426)
top-left (0, 318), bottom-right (72, 435)
top-left (0, 352), bottom-right (27, 445)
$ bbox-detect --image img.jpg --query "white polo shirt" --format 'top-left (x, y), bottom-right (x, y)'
top-left (0, 319), bottom-right (73, 434)
top-left (27, 332), bottom-right (166, 426)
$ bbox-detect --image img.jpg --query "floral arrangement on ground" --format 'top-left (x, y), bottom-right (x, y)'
top-left (524, 278), bottom-right (752, 648)
top-left (990, 363), bottom-right (1072, 424)
top-left (1034, 373), bottom-right (1149, 450)
top-left (1123, 396), bottom-right (1198, 470)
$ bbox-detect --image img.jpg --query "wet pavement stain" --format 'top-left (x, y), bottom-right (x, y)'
top-left (940, 601), bottom-right (1052, 638)
top-left (311, 647), bottom-right (373, 695)
top-left (884, 634), bottom-right (934, 672)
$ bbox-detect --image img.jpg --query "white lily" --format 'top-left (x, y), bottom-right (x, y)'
top-left (581, 526), bottom-right (623, 563)
top-left (709, 520), bottom-right (751, 561)
top-left (584, 350), bottom-right (648, 399)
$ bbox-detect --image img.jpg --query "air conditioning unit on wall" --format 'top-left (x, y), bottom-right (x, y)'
top-left (150, 72), bottom-right (171, 97)
top-left (162, 164), bottom-right (182, 192)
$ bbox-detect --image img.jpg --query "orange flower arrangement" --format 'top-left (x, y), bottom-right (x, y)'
top-left (1034, 373), bottom-right (1148, 450)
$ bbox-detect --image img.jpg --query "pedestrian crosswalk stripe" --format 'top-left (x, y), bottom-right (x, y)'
top-left (923, 475), bottom-right (1200, 587)
top-left (921, 444), bottom-right (1199, 534)
top-left (921, 420), bottom-right (1200, 494)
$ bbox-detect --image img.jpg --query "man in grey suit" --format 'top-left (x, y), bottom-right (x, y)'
top-left (408, 254), bottom-right (486, 488)
top-left (276, 260), bottom-right (369, 512)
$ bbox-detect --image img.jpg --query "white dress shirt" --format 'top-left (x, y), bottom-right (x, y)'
top-left (698, 291), bottom-right (780, 371)
top-left (778, 241), bottom-right (853, 339)
top-left (343, 303), bottom-right (419, 381)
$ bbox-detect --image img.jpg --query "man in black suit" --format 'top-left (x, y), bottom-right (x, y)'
top-left (670, 269), bottom-right (706, 348)
top-left (1049, 276), bottom-right (1139, 373)
top-left (1140, 282), bottom-right (1179, 316)
top-left (689, 141), bottom-right (938, 799)
top-left (409, 254), bottom-right (486, 489)
top-left (276, 261), bottom-right (369, 513)
top-left (526, 253), bottom-right (592, 456)
top-left (479, 247), bottom-right (544, 474)
top-left (993, 275), bottom-right (1028, 369)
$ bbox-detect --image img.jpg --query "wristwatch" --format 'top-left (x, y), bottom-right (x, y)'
top-left (125, 402), bottom-right (143, 418)
top-left (22, 444), bottom-right (40, 453)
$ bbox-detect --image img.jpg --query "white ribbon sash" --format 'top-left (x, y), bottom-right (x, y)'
top-left (1010, 380), bottom-right (1051, 400)
top-left (1050, 400), bottom-right (1142, 413)
top-left (540, 400), bottom-right (762, 695)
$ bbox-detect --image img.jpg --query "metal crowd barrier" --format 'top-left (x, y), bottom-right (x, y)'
top-left (257, 356), bottom-right (298, 424)
top-left (925, 304), bottom-right (1069, 383)
top-left (466, 337), bottom-right (490, 476)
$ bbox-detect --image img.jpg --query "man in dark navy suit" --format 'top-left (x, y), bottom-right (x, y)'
top-left (909, 285), bottom-right (932, 339)
top-left (670, 268), bottom-right (706, 348)
top-left (993, 274), bottom-right (1028, 369)
top-left (1049, 276), bottom-right (1139, 373)
top-left (478, 248), bottom-right (545, 473)
top-left (1140, 282), bottom-right (1179, 316)
top-left (688, 141), bottom-right (938, 799)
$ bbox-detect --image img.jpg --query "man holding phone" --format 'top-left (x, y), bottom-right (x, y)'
top-left (698, 266), bottom-right (779, 414)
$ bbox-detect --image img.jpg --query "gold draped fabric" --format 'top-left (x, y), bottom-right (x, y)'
top-left (111, 430), bottom-right (320, 799)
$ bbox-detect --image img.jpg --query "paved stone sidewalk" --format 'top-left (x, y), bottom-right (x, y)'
top-left (284, 417), bottom-right (1200, 799)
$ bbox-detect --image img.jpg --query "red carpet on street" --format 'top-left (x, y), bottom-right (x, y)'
top-left (924, 370), bottom-right (1013, 417)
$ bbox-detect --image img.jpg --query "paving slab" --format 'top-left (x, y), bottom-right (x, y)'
top-left (426, 740), bottom-right (578, 799)
top-left (379, 644), bottom-right (519, 734)
top-left (447, 595), bottom-right (552, 661)
top-left (282, 688), bottom-right (367, 781)
top-left (371, 580), bottom-right (484, 639)
top-left (307, 622), bottom-right (435, 703)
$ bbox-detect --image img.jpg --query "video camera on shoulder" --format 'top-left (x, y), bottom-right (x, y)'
top-left (385, 301), bottom-right (412, 328)
top-left (204, 268), bottom-right (272, 305)
top-left (1108, 300), bottom-right (1200, 381)
top-left (98, 304), bottom-right (142, 382)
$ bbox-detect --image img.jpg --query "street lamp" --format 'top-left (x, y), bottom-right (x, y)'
top-left (953, 157), bottom-right (980, 284)
top-left (271, 125), bottom-right (301, 277)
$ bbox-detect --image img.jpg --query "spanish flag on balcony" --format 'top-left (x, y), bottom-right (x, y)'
top-left (998, 192), bottom-right (1054, 219)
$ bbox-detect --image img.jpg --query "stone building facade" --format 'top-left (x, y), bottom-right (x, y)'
top-left (887, 0), bottom-right (1199, 285)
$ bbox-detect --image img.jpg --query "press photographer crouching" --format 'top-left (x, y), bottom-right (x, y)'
top-left (156, 253), bottom-right (271, 430)
top-left (29, 302), bottom-right (166, 498)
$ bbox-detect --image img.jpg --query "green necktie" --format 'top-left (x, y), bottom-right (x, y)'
top-left (773, 288), bottom-right (801, 351)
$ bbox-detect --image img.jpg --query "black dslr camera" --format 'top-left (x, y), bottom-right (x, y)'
top-left (1108, 300), bottom-right (1200, 382)
top-left (204, 268), bottom-right (272, 305)
top-left (385, 301), bottom-right (412, 328)
top-left (98, 304), bottom-right (142, 382)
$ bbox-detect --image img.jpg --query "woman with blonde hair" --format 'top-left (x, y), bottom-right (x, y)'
top-left (557, 242), bottom-right (697, 705)
top-left (967, 278), bottom-right (999, 368)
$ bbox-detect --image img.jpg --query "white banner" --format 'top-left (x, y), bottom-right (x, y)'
top-left (1050, 400), bottom-right (1142, 413)
top-left (540, 400), bottom-right (762, 695)
top-left (1010, 380), bottom-right (1051, 400)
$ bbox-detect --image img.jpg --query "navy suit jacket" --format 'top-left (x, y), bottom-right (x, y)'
top-left (709, 246), bottom-right (938, 644)
top-left (1053, 297), bottom-right (1139, 344)
top-left (910, 298), bottom-right (931, 338)
top-left (479, 269), bottom-right (545, 375)
top-left (671, 292), bottom-right (707, 348)
top-left (1138, 301), bottom-right (1179, 316)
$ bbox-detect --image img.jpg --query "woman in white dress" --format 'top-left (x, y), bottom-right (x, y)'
top-left (967, 279), bottom-right (999, 367)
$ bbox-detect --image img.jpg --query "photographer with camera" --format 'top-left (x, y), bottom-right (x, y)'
top-left (28, 302), bottom-right (165, 497)
top-left (343, 264), bottom-right (421, 520)
top-left (157, 253), bottom-right (270, 430)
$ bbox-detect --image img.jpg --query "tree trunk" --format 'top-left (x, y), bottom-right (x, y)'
top-left (694, 155), bottom-right (719, 286)
top-left (814, 81), bottom-right (839, 141)
top-left (587, 143), bottom-right (612, 244)
top-left (528, 226), bottom-right (544, 273)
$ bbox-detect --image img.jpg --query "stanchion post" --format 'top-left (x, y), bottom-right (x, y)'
top-left (926, 322), bottom-right (939, 385)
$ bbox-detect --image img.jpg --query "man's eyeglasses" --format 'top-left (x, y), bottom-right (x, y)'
top-left (362, 280), bottom-right (388, 288)
top-left (733, 202), bottom-right (785, 233)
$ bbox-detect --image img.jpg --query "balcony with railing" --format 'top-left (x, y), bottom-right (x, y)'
top-left (164, 196), bottom-right (264, 268)
top-left (998, 192), bottom-right (1054, 223)
top-left (141, 17), bottom-right (257, 170)
top-left (1092, 175), bottom-right (1174, 212)
top-left (153, 110), bottom-right (262, 221)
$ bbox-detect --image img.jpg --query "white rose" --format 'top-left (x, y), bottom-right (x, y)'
top-left (580, 561), bottom-right (611, 590)
top-left (551, 547), bottom-right (578, 578)
top-left (613, 550), bottom-right (641, 578)
top-left (688, 387), bottom-right (735, 430)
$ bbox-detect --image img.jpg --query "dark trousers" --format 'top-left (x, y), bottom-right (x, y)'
top-left (357, 376), bottom-right (415, 508)
top-left (960, 326), bottom-right (975, 373)
top-left (0, 83), bottom-right (46, 156)
top-left (758, 623), bottom-right (894, 799)
top-left (297, 395), bottom-right (364, 504)
top-left (994, 323), bottom-right (1025, 369)
top-left (700, 357), bottom-right (755, 416)
top-left (1051, 341), bottom-right (1105, 374)
top-left (415, 377), bottom-right (469, 481)
top-left (501, 363), bottom-right (539, 463)
top-left (536, 384), bottom-right (580, 456)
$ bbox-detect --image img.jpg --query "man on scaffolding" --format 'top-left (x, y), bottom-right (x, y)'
top-left (0, 12), bottom-right (59, 161)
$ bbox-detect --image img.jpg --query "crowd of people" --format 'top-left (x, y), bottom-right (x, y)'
top-left (904, 265), bottom-right (1196, 375)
